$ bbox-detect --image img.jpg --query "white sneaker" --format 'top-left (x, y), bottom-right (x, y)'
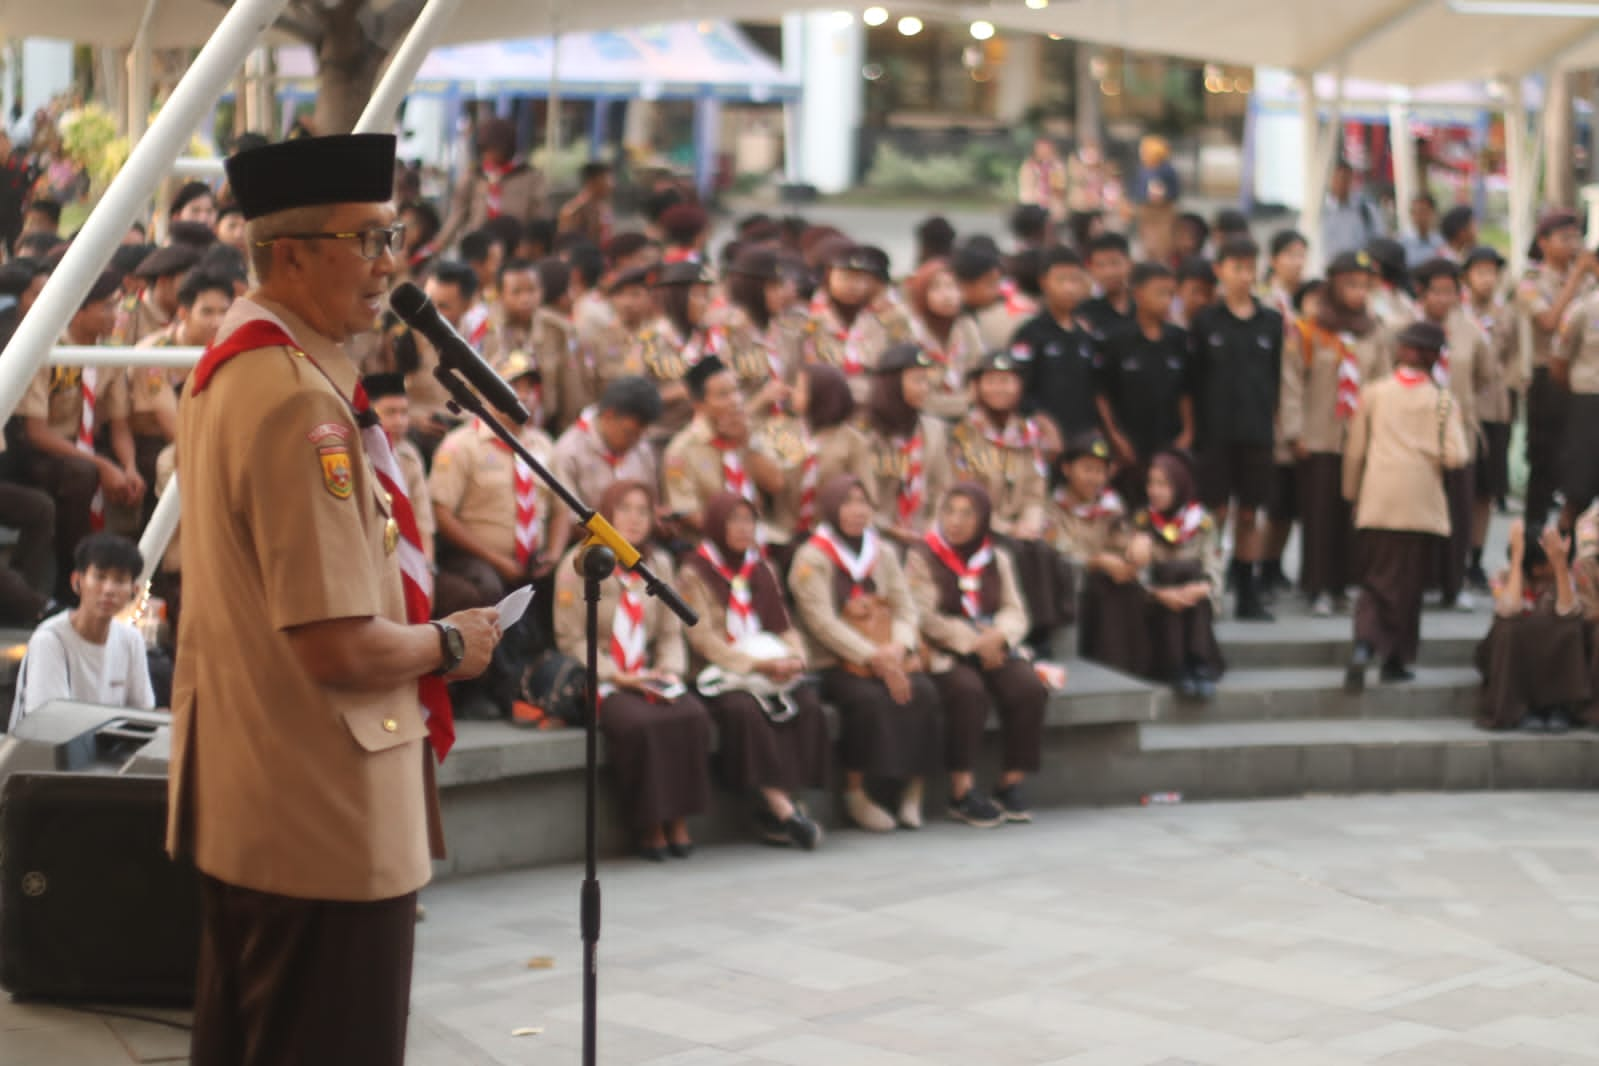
top-left (897, 779), bottom-right (924, 830)
top-left (1453, 591), bottom-right (1477, 612)
top-left (844, 789), bottom-right (896, 833)
top-left (1311, 593), bottom-right (1334, 618)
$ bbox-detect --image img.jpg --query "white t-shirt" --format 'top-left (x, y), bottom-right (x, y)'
top-left (8, 613), bottom-right (156, 731)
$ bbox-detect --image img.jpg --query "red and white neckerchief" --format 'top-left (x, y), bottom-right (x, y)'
top-left (923, 527), bottom-right (994, 620)
top-left (489, 432), bottom-right (542, 566)
top-left (1056, 487), bottom-right (1124, 522)
top-left (980, 412), bottom-right (1047, 479)
top-left (697, 540), bottom-right (762, 643)
top-left (77, 366), bottom-right (104, 531)
top-left (662, 247), bottom-right (699, 265)
top-left (809, 290), bottom-right (867, 376)
top-left (1333, 332), bottom-right (1363, 421)
top-left (895, 425), bottom-right (925, 526)
top-left (1147, 501), bottom-right (1207, 546)
top-left (191, 307), bottom-right (454, 760)
top-left (609, 568), bottom-right (648, 675)
top-left (999, 278), bottom-right (1034, 317)
top-left (462, 303), bottom-right (491, 350)
top-left (576, 406), bottom-right (626, 470)
top-left (911, 315), bottom-right (966, 392)
top-left (482, 160), bottom-right (513, 218)
top-left (712, 437), bottom-right (755, 503)
top-left (810, 524), bottom-right (879, 599)
top-left (1395, 366), bottom-right (1431, 388)
top-left (795, 427), bottom-right (820, 534)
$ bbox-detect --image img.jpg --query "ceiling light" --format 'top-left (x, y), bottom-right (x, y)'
top-left (1448, 0), bottom-right (1599, 14)
top-left (828, 10), bottom-right (854, 28)
top-left (970, 19), bottom-right (996, 40)
top-left (863, 6), bottom-right (889, 25)
top-left (1026, 0), bottom-right (1049, 9)
top-left (897, 15), bottom-right (923, 35)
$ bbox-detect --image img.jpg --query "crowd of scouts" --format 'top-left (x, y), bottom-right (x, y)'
top-left (14, 120), bottom-right (1599, 855)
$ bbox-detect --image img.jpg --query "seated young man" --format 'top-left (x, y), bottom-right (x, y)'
top-left (10, 533), bottom-right (156, 730)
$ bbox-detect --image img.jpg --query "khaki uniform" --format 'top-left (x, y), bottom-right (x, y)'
top-left (1279, 321), bottom-right (1394, 454)
top-left (550, 416), bottom-right (658, 510)
top-left (661, 417), bottom-right (772, 529)
top-left (623, 317), bottom-right (703, 443)
top-left (969, 298), bottom-right (1034, 353)
top-left (18, 361), bottom-right (131, 441)
top-left (396, 437), bottom-right (435, 560)
top-left (1554, 288), bottom-right (1599, 395)
top-left (802, 302), bottom-right (906, 404)
top-left (1468, 298), bottom-right (1518, 424)
top-left (904, 547), bottom-right (1030, 674)
top-left (787, 537), bottom-right (919, 671)
top-left (677, 566), bottom-right (808, 677)
top-left (437, 164), bottom-right (546, 251)
top-left (722, 305), bottom-right (806, 417)
top-left (750, 417), bottom-right (875, 546)
top-left (1132, 510), bottom-right (1226, 608)
top-left (576, 299), bottom-right (639, 402)
top-left (1046, 491), bottom-right (1129, 563)
top-left (1343, 374), bottom-right (1471, 535)
top-left (129, 326), bottom-right (183, 439)
top-left (1369, 285), bottom-right (1418, 333)
top-left (861, 413), bottom-right (952, 535)
top-left (552, 546), bottom-right (686, 686)
top-left (912, 315), bottom-right (983, 421)
top-left (1438, 307), bottom-right (1495, 442)
top-left (169, 296), bottom-right (441, 902)
top-left (428, 419), bottom-right (558, 562)
top-left (1517, 262), bottom-right (1593, 371)
top-left (534, 307), bottom-right (592, 434)
top-left (948, 414), bottom-right (1048, 535)
top-left (556, 194), bottom-right (611, 246)
top-left (113, 292), bottom-right (171, 348)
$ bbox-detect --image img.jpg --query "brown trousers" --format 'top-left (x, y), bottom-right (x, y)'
top-left (932, 658), bottom-right (1047, 773)
top-left (191, 875), bottom-right (417, 1066)
top-left (1437, 464), bottom-right (1474, 602)
top-left (1354, 529), bottom-right (1437, 665)
top-left (1298, 452), bottom-right (1355, 600)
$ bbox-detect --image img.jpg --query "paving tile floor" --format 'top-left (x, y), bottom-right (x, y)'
top-left (9, 792), bottom-right (1599, 1064)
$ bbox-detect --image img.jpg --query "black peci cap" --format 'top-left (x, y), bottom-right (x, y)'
top-left (225, 134), bottom-right (397, 221)
top-left (134, 242), bottom-right (202, 280)
top-left (361, 372), bottom-right (407, 400)
top-left (1395, 320), bottom-right (1447, 353)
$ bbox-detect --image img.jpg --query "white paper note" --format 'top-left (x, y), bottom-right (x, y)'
top-left (496, 585), bottom-right (535, 630)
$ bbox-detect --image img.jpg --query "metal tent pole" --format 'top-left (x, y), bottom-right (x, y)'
top-left (354, 0), bottom-right (461, 135)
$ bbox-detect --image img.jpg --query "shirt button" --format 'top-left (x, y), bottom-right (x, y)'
top-left (382, 718), bottom-right (398, 733)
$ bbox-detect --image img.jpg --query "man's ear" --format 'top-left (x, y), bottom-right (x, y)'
top-left (69, 571), bottom-right (81, 598)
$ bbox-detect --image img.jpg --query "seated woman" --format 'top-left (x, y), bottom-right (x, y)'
top-left (553, 480), bottom-right (713, 861)
top-left (906, 484), bottom-right (1049, 826)
top-left (859, 343), bottom-right (953, 550)
top-left (678, 492), bottom-right (830, 850)
top-left (1048, 431), bottom-right (1151, 675)
top-left (722, 247), bottom-right (807, 422)
top-left (1132, 452), bottom-right (1226, 699)
top-left (903, 258), bottom-right (983, 421)
top-left (1477, 520), bottom-right (1589, 733)
top-left (788, 475), bottom-right (943, 833)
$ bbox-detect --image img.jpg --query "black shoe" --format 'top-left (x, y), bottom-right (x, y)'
top-left (638, 845), bottom-right (668, 863)
top-left (1345, 642), bottom-right (1373, 693)
top-left (784, 812), bottom-right (823, 850)
top-left (948, 790), bottom-right (1005, 828)
top-left (1519, 713), bottom-right (1549, 734)
top-left (992, 783), bottom-right (1033, 823)
top-left (1546, 707), bottom-right (1572, 735)
top-left (1466, 564), bottom-right (1491, 593)
top-left (1195, 676), bottom-right (1217, 701)
top-left (755, 807), bottom-right (791, 847)
top-left (1379, 659), bottom-right (1415, 683)
top-left (667, 841), bottom-right (695, 859)
top-left (1175, 673), bottom-right (1201, 701)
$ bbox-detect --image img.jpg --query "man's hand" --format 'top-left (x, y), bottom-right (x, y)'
top-left (529, 554), bottom-right (557, 580)
top-left (1508, 518), bottom-right (1526, 561)
top-left (96, 459), bottom-right (129, 501)
top-left (120, 466), bottom-right (147, 507)
top-left (1541, 524), bottom-right (1571, 571)
top-left (1291, 440), bottom-right (1310, 462)
top-left (975, 628), bottom-right (1009, 670)
top-left (440, 607), bottom-right (501, 680)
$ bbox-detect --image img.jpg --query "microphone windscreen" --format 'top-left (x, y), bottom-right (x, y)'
top-left (389, 281), bottom-right (429, 321)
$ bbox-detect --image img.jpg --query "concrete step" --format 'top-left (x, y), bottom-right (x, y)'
top-left (1215, 608), bottom-right (1486, 669)
top-left (1154, 665), bottom-right (1480, 724)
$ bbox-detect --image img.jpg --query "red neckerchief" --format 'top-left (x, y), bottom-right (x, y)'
top-left (795, 425), bottom-right (820, 534)
top-left (810, 524), bottom-right (879, 598)
top-left (696, 540), bottom-right (761, 643)
top-left (911, 315), bottom-right (966, 391)
top-left (1395, 366), bottom-right (1430, 388)
top-left (999, 278), bottom-right (1035, 317)
top-left (482, 159), bottom-right (514, 218)
top-left (1146, 501), bottom-right (1207, 546)
top-left (979, 411), bottom-right (1047, 478)
top-left (808, 290), bottom-right (867, 375)
top-left (609, 568), bottom-right (647, 674)
top-left (488, 432), bottom-right (541, 566)
top-left (711, 436), bottom-right (755, 503)
top-left (896, 425), bottom-right (925, 526)
top-left (923, 527), bottom-right (995, 620)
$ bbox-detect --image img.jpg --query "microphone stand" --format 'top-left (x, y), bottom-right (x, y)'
top-left (433, 364), bottom-right (698, 1066)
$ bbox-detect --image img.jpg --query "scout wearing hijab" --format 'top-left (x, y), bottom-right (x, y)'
top-left (859, 342), bottom-right (953, 547)
top-left (16, 269), bottom-right (138, 598)
top-left (553, 480), bottom-right (712, 861)
top-left (625, 260), bottom-right (720, 446)
top-left (1413, 257), bottom-right (1494, 610)
top-left (114, 242), bottom-right (201, 345)
top-left (1477, 520), bottom-right (1588, 734)
top-left (803, 242), bottom-right (905, 404)
top-left (788, 474), bottom-right (943, 833)
top-left (1048, 431), bottom-right (1150, 675)
top-left (1132, 452), bottom-right (1225, 699)
top-left (1462, 246), bottom-right (1517, 589)
top-left (550, 374), bottom-right (662, 510)
top-left (1281, 249), bottom-right (1394, 616)
top-left (171, 133), bottom-right (501, 1066)
top-left (363, 372), bottom-right (435, 564)
top-left (721, 247), bottom-right (807, 419)
top-left (1342, 321), bottom-right (1469, 693)
top-left (903, 257), bottom-right (985, 420)
top-left (1517, 210), bottom-right (1595, 531)
top-left (428, 352), bottom-right (568, 618)
top-left (662, 354), bottom-right (784, 539)
top-left (752, 362), bottom-right (876, 571)
top-left (676, 492), bottom-right (829, 850)
top-left (905, 483), bottom-right (1048, 827)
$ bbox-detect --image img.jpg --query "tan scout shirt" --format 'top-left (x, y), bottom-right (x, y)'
top-left (1046, 489), bottom-right (1130, 563)
top-left (438, 163), bottom-right (546, 252)
top-left (1554, 288), bottom-right (1599, 395)
top-left (128, 326), bottom-right (184, 439)
top-left (661, 416), bottom-right (780, 530)
top-left (1467, 297), bottom-right (1518, 424)
top-left (904, 545), bottom-right (1030, 674)
top-left (18, 360), bottom-right (131, 441)
top-left (552, 546), bottom-right (686, 685)
top-left (969, 298), bottom-right (1034, 353)
top-left (803, 301), bottom-right (905, 405)
top-left (787, 534), bottom-right (920, 671)
top-left (113, 292), bottom-right (171, 348)
top-left (169, 296), bottom-right (441, 902)
top-left (534, 307), bottom-right (593, 434)
top-left (623, 317), bottom-right (702, 444)
top-left (1132, 508), bottom-right (1226, 610)
top-left (551, 414), bottom-right (658, 509)
top-left (861, 413), bottom-right (952, 536)
top-left (1437, 307), bottom-right (1495, 442)
top-left (1517, 262), bottom-right (1595, 371)
top-left (911, 314), bottom-right (983, 422)
top-left (429, 419), bottom-right (558, 561)
top-left (750, 417), bottom-right (875, 545)
top-left (577, 302), bottom-right (640, 402)
top-left (948, 414), bottom-right (1049, 536)
top-left (1279, 320), bottom-right (1393, 455)
top-left (677, 564), bottom-right (807, 677)
top-left (721, 305), bottom-right (806, 417)
top-left (1342, 372), bottom-right (1471, 537)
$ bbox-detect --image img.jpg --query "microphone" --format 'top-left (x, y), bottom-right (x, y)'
top-left (389, 281), bottom-right (529, 425)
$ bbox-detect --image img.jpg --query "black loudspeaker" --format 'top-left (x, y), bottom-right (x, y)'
top-left (0, 772), bottom-right (198, 1004)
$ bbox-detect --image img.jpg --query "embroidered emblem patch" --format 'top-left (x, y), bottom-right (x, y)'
top-left (319, 446), bottom-right (353, 499)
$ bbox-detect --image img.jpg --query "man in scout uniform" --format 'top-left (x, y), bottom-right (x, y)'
top-left (557, 161), bottom-right (615, 247)
top-left (364, 371), bottom-right (435, 564)
top-left (429, 351), bottom-right (570, 617)
top-left (579, 264), bottom-right (654, 403)
top-left (114, 242), bottom-right (201, 346)
top-left (1517, 211), bottom-right (1596, 531)
top-left (394, 258), bottom-right (478, 455)
top-left (532, 256), bottom-right (591, 434)
top-left (662, 355), bottom-right (784, 540)
top-left (171, 133), bottom-right (500, 1066)
top-left (17, 270), bottom-right (141, 595)
top-left (550, 374), bottom-right (663, 509)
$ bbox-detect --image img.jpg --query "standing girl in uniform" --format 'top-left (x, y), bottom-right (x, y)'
top-left (722, 247), bottom-right (806, 424)
top-left (625, 261), bottom-right (721, 447)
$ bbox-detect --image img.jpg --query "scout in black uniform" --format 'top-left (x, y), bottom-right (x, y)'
top-left (1014, 246), bottom-right (1101, 444)
top-left (1079, 233), bottom-right (1134, 341)
top-left (1093, 261), bottom-right (1192, 509)
top-left (1187, 237), bottom-right (1284, 621)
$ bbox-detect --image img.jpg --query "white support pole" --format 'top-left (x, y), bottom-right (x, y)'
top-left (1389, 101), bottom-right (1418, 235)
top-left (546, 33), bottom-right (563, 163)
top-left (49, 345), bottom-right (201, 369)
top-left (1299, 71), bottom-right (1323, 271)
top-left (354, 0), bottom-right (460, 135)
top-left (137, 488), bottom-right (181, 589)
top-left (127, 0), bottom-right (159, 146)
top-left (1505, 77), bottom-right (1532, 278)
top-left (0, 0), bottom-right (292, 426)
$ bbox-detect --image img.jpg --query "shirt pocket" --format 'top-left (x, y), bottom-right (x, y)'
top-left (341, 704), bottom-right (427, 753)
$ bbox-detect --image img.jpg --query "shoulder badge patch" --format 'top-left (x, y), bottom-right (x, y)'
top-left (319, 445), bottom-right (353, 499)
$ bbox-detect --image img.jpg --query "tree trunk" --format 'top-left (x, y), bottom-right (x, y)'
top-left (1542, 70), bottom-right (1576, 209)
top-left (1075, 43), bottom-right (1100, 145)
top-left (310, 4), bottom-right (383, 135)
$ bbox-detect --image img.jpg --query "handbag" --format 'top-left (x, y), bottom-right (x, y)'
top-left (511, 650), bottom-right (588, 729)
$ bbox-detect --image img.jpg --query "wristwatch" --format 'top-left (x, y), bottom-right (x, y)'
top-left (430, 620), bottom-right (466, 676)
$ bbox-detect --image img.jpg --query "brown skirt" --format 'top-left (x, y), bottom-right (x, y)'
top-left (1475, 612), bottom-right (1591, 730)
top-left (1434, 464), bottom-right (1474, 601)
top-left (706, 687), bottom-right (830, 794)
top-left (600, 690), bottom-right (713, 830)
top-left (932, 658), bottom-right (1048, 773)
top-left (1000, 535), bottom-right (1075, 633)
top-left (1298, 452), bottom-right (1355, 599)
top-left (819, 668), bottom-right (943, 779)
top-left (1146, 597), bottom-right (1226, 682)
top-left (1354, 529), bottom-right (1436, 666)
top-left (1079, 569), bottom-right (1152, 678)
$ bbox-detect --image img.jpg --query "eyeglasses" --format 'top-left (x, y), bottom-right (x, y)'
top-left (254, 223), bottom-right (406, 261)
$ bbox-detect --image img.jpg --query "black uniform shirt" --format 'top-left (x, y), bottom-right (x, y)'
top-left (1013, 310), bottom-right (1102, 441)
top-left (1094, 320), bottom-right (1191, 460)
top-left (1079, 295), bottom-right (1135, 342)
top-left (1186, 299), bottom-right (1284, 449)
